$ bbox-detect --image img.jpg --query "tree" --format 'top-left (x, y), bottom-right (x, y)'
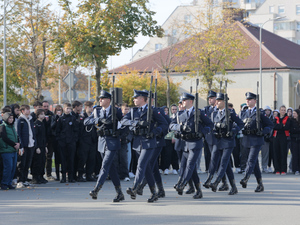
top-left (2, 0), bottom-right (57, 101)
top-left (52, 0), bottom-right (163, 99)
top-left (114, 69), bottom-right (180, 107)
top-left (177, 0), bottom-right (250, 95)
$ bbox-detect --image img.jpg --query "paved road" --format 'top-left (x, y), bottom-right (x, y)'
top-left (1, 172), bottom-right (299, 225)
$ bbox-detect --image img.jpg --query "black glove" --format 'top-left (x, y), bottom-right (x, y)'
top-left (180, 124), bottom-right (191, 133)
top-left (226, 131), bottom-right (233, 138)
top-left (146, 132), bottom-right (154, 139)
top-left (138, 121), bottom-right (149, 128)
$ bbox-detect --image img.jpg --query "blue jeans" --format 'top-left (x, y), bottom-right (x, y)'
top-left (1, 152), bottom-right (17, 186)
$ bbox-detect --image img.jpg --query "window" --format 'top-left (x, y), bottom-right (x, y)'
top-left (296, 5), bottom-right (300, 15)
top-left (172, 29), bottom-right (177, 36)
top-left (278, 5), bottom-right (285, 14)
top-left (297, 40), bottom-right (300, 45)
top-left (274, 22), bottom-right (295, 31)
top-left (184, 15), bottom-right (192, 24)
top-left (155, 44), bottom-right (162, 51)
top-left (165, 29), bottom-right (169, 36)
top-left (269, 6), bottom-right (274, 14)
top-left (297, 22), bottom-right (300, 31)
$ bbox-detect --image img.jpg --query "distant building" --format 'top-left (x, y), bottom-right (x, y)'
top-left (249, 0), bottom-right (300, 45)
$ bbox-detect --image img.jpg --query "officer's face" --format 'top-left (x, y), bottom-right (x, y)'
top-left (182, 99), bottom-right (193, 109)
top-left (246, 98), bottom-right (256, 108)
top-left (133, 96), bottom-right (146, 107)
top-left (99, 98), bottom-right (111, 108)
top-left (178, 103), bottom-right (185, 111)
top-left (216, 100), bottom-right (225, 109)
top-left (208, 97), bottom-right (216, 106)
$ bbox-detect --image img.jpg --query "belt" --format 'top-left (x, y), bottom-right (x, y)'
top-left (242, 129), bottom-right (256, 135)
top-left (97, 129), bottom-right (120, 137)
top-left (133, 128), bottom-right (148, 136)
top-left (181, 132), bottom-right (203, 140)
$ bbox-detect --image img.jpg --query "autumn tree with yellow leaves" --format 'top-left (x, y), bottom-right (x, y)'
top-left (177, 0), bottom-right (250, 95)
top-left (52, 0), bottom-right (163, 100)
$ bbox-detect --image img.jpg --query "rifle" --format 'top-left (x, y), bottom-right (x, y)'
top-left (147, 76), bottom-right (154, 136)
top-left (224, 80), bottom-right (230, 136)
top-left (220, 81), bottom-right (222, 93)
top-left (194, 78), bottom-right (200, 135)
top-left (256, 81), bottom-right (261, 133)
top-left (154, 76), bottom-right (158, 108)
top-left (111, 75), bottom-right (116, 136)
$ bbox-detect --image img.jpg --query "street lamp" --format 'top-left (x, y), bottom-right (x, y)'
top-left (259, 16), bottom-right (285, 107)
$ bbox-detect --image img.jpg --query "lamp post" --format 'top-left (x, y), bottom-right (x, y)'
top-left (259, 16), bottom-right (285, 106)
top-left (3, 0), bottom-right (7, 106)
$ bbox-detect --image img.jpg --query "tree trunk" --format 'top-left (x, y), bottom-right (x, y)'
top-left (165, 71), bottom-right (171, 110)
top-left (35, 69), bottom-right (43, 101)
top-left (95, 62), bottom-right (102, 101)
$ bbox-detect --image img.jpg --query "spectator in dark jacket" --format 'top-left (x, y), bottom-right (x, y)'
top-left (31, 109), bottom-right (48, 184)
top-left (17, 105), bottom-right (36, 188)
top-left (0, 113), bottom-right (19, 190)
top-left (290, 109), bottom-right (300, 175)
top-left (55, 103), bottom-right (79, 183)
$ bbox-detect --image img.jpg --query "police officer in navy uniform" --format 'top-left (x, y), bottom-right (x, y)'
top-left (120, 90), bottom-right (168, 203)
top-left (203, 93), bottom-right (244, 195)
top-left (84, 90), bottom-right (125, 202)
top-left (239, 92), bottom-right (273, 192)
top-left (136, 90), bottom-right (170, 198)
top-left (170, 93), bottom-right (213, 199)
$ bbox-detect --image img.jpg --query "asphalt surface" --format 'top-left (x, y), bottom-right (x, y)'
top-left (1, 171), bottom-right (299, 225)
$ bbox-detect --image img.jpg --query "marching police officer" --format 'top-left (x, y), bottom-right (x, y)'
top-left (120, 89), bottom-right (168, 203)
top-left (203, 93), bottom-right (244, 195)
top-left (136, 90), bottom-right (170, 198)
top-left (170, 93), bottom-right (213, 199)
top-left (84, 90), bottom-right (125, 202)
top-left (239, 92), bottom-right (273, 192)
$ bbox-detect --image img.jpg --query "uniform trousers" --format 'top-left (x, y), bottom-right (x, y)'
top-left (18, 147), bottom-right (35, 183)
top-left (209, 145), bottom-right (234, 180)
top-left (31, 147), bottom-right (46, 176)
top-left (113, 142), bottom-right (129, 179)
top-left (96, 150), bottom-right (120, 187)
top-left (290, 139), bottom-right (300, 172)
top-left (203, 139), bottom-right (211, 171)
top-left (149, 146), bottom-right (163, 184)
top-left (134, 149), bottom-right (155, 188)
top-left (77, 142), bottom-right (96, 177)
top-left (179, 151), bottom-right (200, 184)
top-left (244, 145), bottom-right (262, 179)
top-left (59, 142), bottom-right (76, 179)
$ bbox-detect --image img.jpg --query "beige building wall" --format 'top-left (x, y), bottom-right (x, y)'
top-left (167, 69), bottom-right (300, 110)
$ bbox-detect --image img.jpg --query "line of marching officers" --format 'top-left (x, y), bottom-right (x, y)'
top-left (85, 85), bottom-right (273, 203)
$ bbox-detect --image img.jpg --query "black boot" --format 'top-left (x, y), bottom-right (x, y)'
top-left (31, 176), bottom-right (41, 184)
top-left (77, 173), bottom-right (86, 182)
top-left (218, 176), bottom-right (229, 191)
top-left (157, 182), bottom-right (165, 198)
top-left (126, 184), bottom-right (139, 200)
top-left (176, 181), bottom-right (187, 195)
top-left (174, 176), bottom-right (183, 189)
top-left (228, 179), bottom-right (238, 195)
top-left (60, 174), bottom-right (66, 183)
top-left (210, 177), bottom-right (222, 192)
top-left (89, 183), bottom-right (102, 200)
top-left (147, 186), bottom-right (158, 203)
top-left (113, 186), bottom-right (125, 202)
top-left (240, 174), bottom-right (250, 188)
top-left (55, 164), bottom-right (60, 181)
top-left (137, 179), bottom-right (147, 196)
top-left (193, 183), bottom-right (203, 199)
top-left (254, 177), bottom-right (264, 192)
top-left (203, 174), bottom-right (214, 189)
top-left (185, 179), bottom-right (195, 194)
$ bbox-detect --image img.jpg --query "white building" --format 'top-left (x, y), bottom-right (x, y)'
top-left (249, 0), bottom-right (300, 44)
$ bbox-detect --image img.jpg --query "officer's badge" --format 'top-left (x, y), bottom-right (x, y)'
top-left (69, 122), bottom-right (73, 125)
